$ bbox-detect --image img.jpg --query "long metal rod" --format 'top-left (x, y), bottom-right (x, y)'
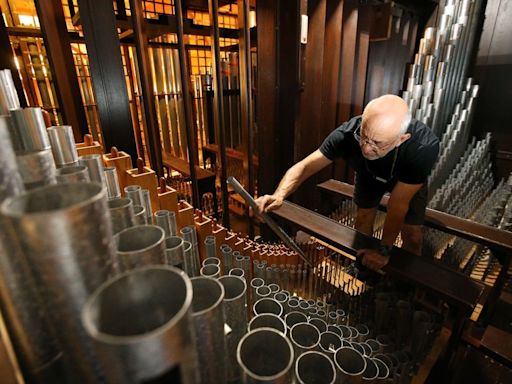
top-left (175, 0), bottom-right (200, 208)
top-left (227, 176), bottom-right (310, 266)
top-left (208, 0), bottom-right (230, 228)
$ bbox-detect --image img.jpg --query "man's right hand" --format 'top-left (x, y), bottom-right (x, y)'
top-left (254, 194), bottom-right (284, 215)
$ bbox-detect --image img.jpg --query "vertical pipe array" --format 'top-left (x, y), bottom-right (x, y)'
top-left (1, 182), bottom-right (117, 381)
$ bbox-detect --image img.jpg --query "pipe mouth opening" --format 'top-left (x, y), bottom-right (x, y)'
top-left (200, 264), bottom-right (220, 277)
top-left (218, 275), bottom-right (246, 300)
top-left (83, 266), bottom-right (191, 341)
top-left (309, 318), bottom-right (327, 333)
top-left (133, 205), bottom-right (145, 215)
top-left (249, 314), bottom-right (286, 334)
top-left (2, 182), bottom-right (102, 216)
top-left (155, 210), bottom-right (172, 217)
top-left (253, 298), bottom-right (283, 317)
top-left (191, 277), bottom-right (224, 315)
top-left (256, 286), bottom-right (271, 296)
top-left (296, 351), bottom-right (335, 384)
top-left (108, 197), bottom-right (131, 209)
top-left (250, 278), bottom-right (264, 289)
top-left (362, 356), bottom-right (379, 380)
top-left (237, 328), bottom-right (293, 380)
top-left (229, 268), bottom-right (244, 277)
top-left (116, 225), bottom-right (164, 253)
top-left (327, 325), bottom-right (342, 337)
top-left (165, 236), bottom-right (183, 250)
top-left (285, 312), bottom-right (308, 329)
top-left (373, 357), bottom-right (390, 379)
top-left (320, 332), bottom-right (342, 353)
top-left (335, 347), bottom-right (367, 376)
top-left (274, 292), bottom-right (287, 302)
top-left (203, 257), bottom-right (221, 266)
top-left (290, 323), bottom-right (320, 349)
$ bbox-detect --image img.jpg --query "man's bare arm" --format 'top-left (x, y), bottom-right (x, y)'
top-left (255, 150), bottom-right (332, 213)
top-left (381, 181), bottom-right (423, 247)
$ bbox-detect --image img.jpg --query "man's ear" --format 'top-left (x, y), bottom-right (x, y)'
top-left (397, 133), bottom-right (411, 146)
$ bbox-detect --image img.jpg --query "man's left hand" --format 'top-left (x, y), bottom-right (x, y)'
top-left (357, 248), bottom-right (390, 271)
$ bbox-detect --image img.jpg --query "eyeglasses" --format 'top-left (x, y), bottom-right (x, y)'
top-left (353, 125), bottom-right (392, 150)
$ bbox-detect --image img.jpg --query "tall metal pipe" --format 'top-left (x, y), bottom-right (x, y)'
top-left (115, 225), bottom-right (165, 272)
top-left (154, 210), bottom-right (177, 237)
top-left (190, 276), bottom-right (227, 384)
top-left (180, 225), bottom-right (200, 277)
top-left (108, 197), bottom-right (134, 235)
top-left (47, 125), bottom-right (78, 167)
top-left (290, 323), bottom-right (321, 358)
top-left (237, 328), bottom-right (294, 383)
top-left (56, 165), bottom-right (90, 183)
top-left (334, 347), bottom-right (367, 384)
top-left (124, 185), bottom-right (143, 206)
top-left (295, 351), bottom-right (336, 384)
top-left (104, 167), bottom-right (121, 199)
top-left (250, 278), bottom-right (265, 307)
top-left (1, 182), bottom-right (116, 381)
top-left (9, 108), bottom-right (50, 152)
top-left (205, 235), bottom-right (216, 258)
top-left (141, 189), bottom-right (152, 224)
top-left (79, 154), bottom-right (105, 186)
top-left (165, 236), bottom-right (185, 270)
top-left (218, 275), bottom-right (248, 382)
top-left (221, 245), bottom-right (233, 274)
top-left (182, 240), bottom-right (195, 276)
top-left (82, 266), bottom-right (198, 383)
top-left (248, 314), bottom-right (286, 335)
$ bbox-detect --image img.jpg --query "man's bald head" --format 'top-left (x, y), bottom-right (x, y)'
top-left (359, 95), bottom-right (411, 160)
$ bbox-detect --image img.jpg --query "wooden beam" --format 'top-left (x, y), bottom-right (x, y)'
top-left (76, 0), bottom-right (137, 163)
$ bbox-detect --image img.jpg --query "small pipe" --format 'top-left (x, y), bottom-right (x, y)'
top-left (180, 226), bottom-right (200, 277)
top-left (355, 324), bottom-right (369, 342)
top-left (115, 225), bottom-right (165, 272)
top-left (221, 245), bottom-right (233, 275)
top-left (288, 297), bottom-right (300, 313)
top-left (154, 210), bottom-right (177, 237)
top-left (108, 197), bottom-right (134, 234)
top-left (255, 285), bottom-right (271, 300)
top-left (79, 154), bottom-right (105, 186)
top-left (165, 236), bottom-right (185, 270)
top-left (47, 125), bottom-right (78, 167)
top-left (200, 264), bottom-right (220, 279)
top-left (203, 257), bottom-right (221, 267)
top-left (229, 267), bottom-right (245, 278)
top-left (141, 189), bottom-right (152, 224)
top-left (250, 278), bottom-right (265, 307)
top-left (182, 240), bottom-right (196, 276)
top-left (104, 167), bottom-right (121, 199)
top-left (204, 235), bottom-right (216, 259)
top-left (295, 351), bottom-right (336, 384)
top-left (132, 205), bottom-right (146, 225)
top-left (56, 165), bottom-right (90, 183)
top-left (237, 328), bottom-right (293, 383)
top-left (124, 185), bottom-right (143, 206)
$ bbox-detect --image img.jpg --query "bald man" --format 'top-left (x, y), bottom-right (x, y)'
top-left (255, 95), bottom-right (439, 271)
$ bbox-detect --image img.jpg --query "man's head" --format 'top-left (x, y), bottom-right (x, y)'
top-left (358, 95), bottom-right (411, 160)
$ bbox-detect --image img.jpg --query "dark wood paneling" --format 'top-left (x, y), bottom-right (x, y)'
top-left (352, 4), bottom-right (370, 115)
top-left (76, 0), bottom-right (137, 162)
top-left (35, 0), bottom-right (88, 140)
top-left (294, 0), bottom-right (327, 209)
top-left (128, 0), bottom-right (163, 176)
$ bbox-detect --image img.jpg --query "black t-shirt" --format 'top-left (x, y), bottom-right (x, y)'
top-left (319, 116), bottom-right (439, 185)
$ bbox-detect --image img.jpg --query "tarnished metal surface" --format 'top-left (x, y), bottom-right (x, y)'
top-left (237, 328), bottom-right (293, 384)
top-left (141, 189), bottom-right (152, 224)
top-left (108, 197), bottom-right (134, 235)
top-left (79, 154), bottom-right (106, 186)
top-left (218, 275), bottom-right (248, 382)
top-left (124, 185), bottom-right (143, 206)
top-left (115, 225), bottom-right (165, 271)
top-left (190, 276), bottom-right (227, 384)
top-left (56, 165), bottom-right (90, 183)
top-left (82, 266), bottom-right (198, 383)
top-left (0, 116), bottom-right (23, 201)
top-left (17, 149), bottom-right (56, 189)
top-left (1, 182), bottom-right (116, 381)
top-left (155, 210), bottom-right (177, 237)
top-left (165, 236), bottom-right (185, 270)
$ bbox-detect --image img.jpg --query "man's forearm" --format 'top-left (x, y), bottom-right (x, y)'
top-left (381, 202), bottom-right (408, 247)
top-left (273, 162), bottom-right (306, 200)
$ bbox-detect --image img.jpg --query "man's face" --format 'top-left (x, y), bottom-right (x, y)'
top-left (354, 122), bottom-right (401, 160)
